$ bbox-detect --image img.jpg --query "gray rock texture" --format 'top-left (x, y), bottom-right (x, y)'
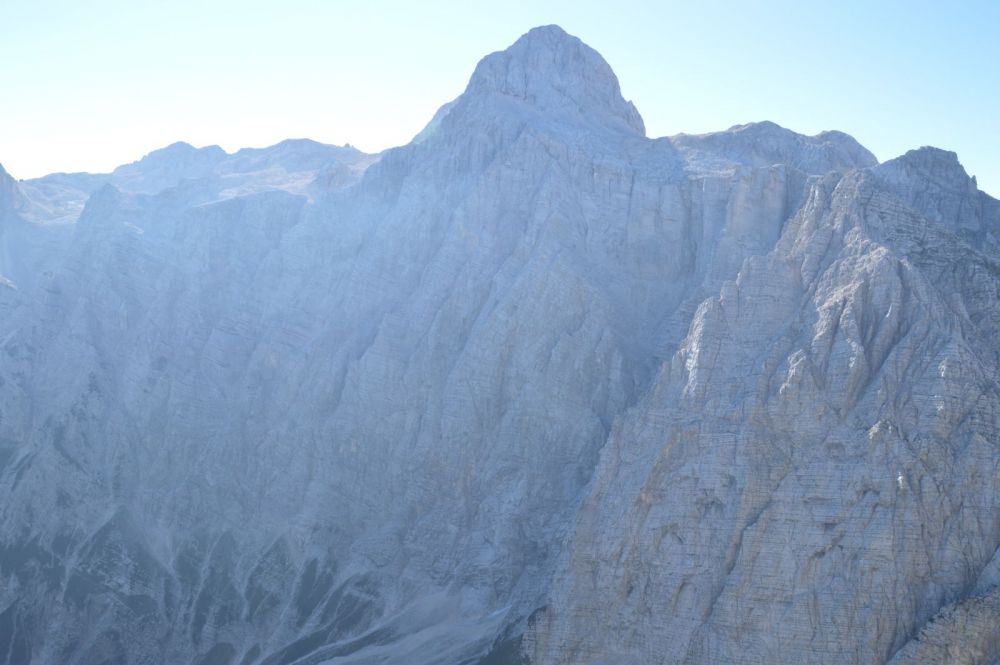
top-left (0, 24), bottom-right (997, 665)
top-left (529, 147), bottom-right (1000, 664)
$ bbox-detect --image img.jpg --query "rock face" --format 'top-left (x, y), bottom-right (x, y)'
top-left (529, 147), bottom-right (1000, 665)
top-left (0, 24), bottom-right (998, 665)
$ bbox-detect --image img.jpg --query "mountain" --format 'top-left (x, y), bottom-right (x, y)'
top-left (1, 24), bottom-right (998, 665)
top-left (13, 138), bottom-right (374, 227)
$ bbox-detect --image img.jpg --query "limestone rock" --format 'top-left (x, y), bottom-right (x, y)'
top-left (1, 25), bottom-right (998, 665)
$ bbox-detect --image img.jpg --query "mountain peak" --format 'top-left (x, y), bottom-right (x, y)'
top-left (889, 146), bottom-right (965, 175)
top-left (670, 121), bottom-right (877, 175)
top-left (111, 142), bottom-right (228, 194)
top-left (162, 140), bottom-right (197, 152)
top-left (876, 146), bottom-right (973, 195)
top-left (148, 141), bottom-right (227, 161)
top-left (874, 146), bottom-right (985, 231)
top-left (463, 25), bottom-right (645, 135)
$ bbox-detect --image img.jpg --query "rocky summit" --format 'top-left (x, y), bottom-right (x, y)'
top-left (1, 25), bottom-right (998, 665)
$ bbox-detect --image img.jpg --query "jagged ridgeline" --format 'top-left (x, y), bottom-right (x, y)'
top-left (1, 25), bottom-right (999, 665)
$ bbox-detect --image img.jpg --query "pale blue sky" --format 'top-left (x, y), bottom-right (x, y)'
top-left (2, 0), bottom-right (997, 194)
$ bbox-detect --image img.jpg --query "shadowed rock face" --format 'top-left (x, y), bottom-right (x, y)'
top-left (0, 24), bottom-right (998, 665)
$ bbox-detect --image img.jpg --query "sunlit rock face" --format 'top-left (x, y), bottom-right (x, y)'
top-left (1, 25), bottom-right (997, 665)
top-left (529, 148), bottom-right (1000, 665)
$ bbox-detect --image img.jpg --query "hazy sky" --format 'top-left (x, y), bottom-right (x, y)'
top-left (2, 0), bottom-right (997, 194)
